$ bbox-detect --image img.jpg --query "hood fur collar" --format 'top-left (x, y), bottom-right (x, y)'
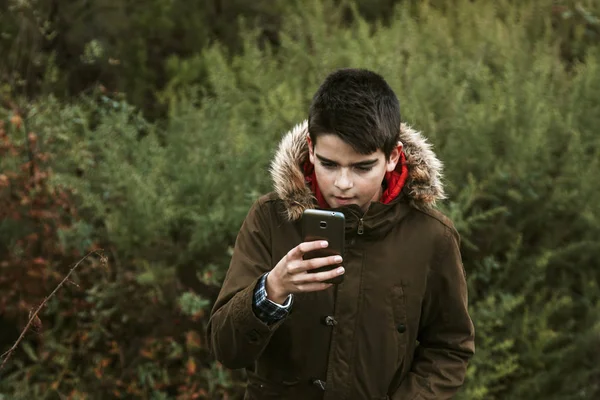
top-left (270, 120), bottom-right (446, 221)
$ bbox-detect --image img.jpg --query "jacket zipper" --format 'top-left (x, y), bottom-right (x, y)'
top-left (357, 218), bottom-right (364, 235)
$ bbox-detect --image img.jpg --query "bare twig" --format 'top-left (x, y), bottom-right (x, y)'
top-left (66, 279), bottom-right (80, 288)
top-left (0, 249), bottom-right (104, 371)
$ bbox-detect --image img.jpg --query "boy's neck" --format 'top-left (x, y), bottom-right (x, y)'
top-left (358, 185), bottom-right (383, 214)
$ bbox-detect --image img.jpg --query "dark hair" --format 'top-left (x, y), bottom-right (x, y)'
top-left (308, 68), bottom-right (401, 159)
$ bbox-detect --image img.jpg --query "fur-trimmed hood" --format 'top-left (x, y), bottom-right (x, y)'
top-left (270, 120), bottom-right (446, 221)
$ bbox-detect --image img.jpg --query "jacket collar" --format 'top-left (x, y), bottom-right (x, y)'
top-left (269, 120), bottom-right (446, 224)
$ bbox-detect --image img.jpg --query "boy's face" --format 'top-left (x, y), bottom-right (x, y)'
top-left (307, 134), bottom-right (401, 213)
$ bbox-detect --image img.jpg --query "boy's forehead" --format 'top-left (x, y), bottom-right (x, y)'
top-left (313, 135), bottom-right (383, 163)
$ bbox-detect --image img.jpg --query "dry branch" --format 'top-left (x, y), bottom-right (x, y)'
top-left (0, 249), bottom-right (105, 371)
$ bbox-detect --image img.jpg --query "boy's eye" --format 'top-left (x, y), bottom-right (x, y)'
top-left (320, 161), bottom-right (372, 172)
top-left (320, 162), bottom-right (337, 169)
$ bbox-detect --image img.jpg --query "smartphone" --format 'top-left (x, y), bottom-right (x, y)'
top-left (301, 209), bottom-right (345, 284)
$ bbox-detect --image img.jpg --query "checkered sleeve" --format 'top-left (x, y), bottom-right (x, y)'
top-left (253, 272), bottom-right (293, 325)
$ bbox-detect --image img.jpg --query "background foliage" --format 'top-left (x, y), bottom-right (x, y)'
top-left (1, 0), bottom-right (599, 399)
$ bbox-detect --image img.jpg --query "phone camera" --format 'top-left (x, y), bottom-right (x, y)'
top-left (320, 221), bottom-right (327, 228)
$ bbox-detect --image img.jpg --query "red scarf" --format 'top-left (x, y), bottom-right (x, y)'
top-left (303, 152), bottom-right (409, 209)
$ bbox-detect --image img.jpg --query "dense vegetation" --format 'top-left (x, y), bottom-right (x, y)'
top-left (1, 0), bottom-right (599, 399)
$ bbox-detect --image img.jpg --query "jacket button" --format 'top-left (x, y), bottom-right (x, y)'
top-left (247, 329), bottom-right (260, 343)
top-left (397, 323), bottom-right (406, 333)
top-left (322, 316), bottom-right (338, 326)
top-left (312, 379), bottom-right (327, 390)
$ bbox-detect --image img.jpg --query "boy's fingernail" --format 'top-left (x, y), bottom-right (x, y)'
top-left (321, 241), bottom-right (328, 247)
top-left (334, 256), bottom-right (343, 262)
top-left (337, 267), bottom-right (345, 274)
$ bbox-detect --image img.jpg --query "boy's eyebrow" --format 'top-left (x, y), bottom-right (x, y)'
top-left (315, 153), bottom-right (379, 167)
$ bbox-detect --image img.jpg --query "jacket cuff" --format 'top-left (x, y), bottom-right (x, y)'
top-left (231, 275), bottom-right (287, 345)
top-left (253, 272), bottom-right (294, 324)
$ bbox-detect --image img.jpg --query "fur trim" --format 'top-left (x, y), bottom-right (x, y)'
top-left (269, 120), bottom-right (446, 221)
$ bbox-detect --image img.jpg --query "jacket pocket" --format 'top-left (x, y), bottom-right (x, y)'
top-left (245, 372), bottom-right (299, 400)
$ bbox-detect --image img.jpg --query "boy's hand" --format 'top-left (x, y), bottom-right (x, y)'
top-left (265, 241), bottom-right (344, 304)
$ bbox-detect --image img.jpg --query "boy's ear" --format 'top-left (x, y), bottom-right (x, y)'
top-left (307, 135), bottom-right (315, 165)
top-left (386, 141), bottom-right (403, 172)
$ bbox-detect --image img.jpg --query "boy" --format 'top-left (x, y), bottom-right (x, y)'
top-left (207, 68), bottom-right (475, 399)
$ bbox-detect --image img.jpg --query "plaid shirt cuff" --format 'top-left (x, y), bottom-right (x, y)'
top-left (253, 272), bottom-right (293, 325)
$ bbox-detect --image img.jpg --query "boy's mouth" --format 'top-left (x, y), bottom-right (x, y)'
top-left (334, 196), bottom-right (355, 204)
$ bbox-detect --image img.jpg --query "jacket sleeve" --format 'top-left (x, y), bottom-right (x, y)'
top-left (253, 272), bottom-right (294, 324)
top-left (390, 226), bottom-right (475, 400)
top-left (206, 198), bottom-right (289, 370)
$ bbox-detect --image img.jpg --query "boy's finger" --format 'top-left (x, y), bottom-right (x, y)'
top-left (299, 266), bottom-right (345, 283)
top-left (301, 255), bottom-right (343, 272)
top-left (289, 240), bottom-right (328, 259)
top-left (288, 254), bottom-right (340, 275)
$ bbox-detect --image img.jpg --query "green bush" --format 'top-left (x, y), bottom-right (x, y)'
top-left (2, 0), bottom-right (598, 119)
top-left (1, 0), bottom-right (599, 398)
top-left (0, 0), bottom-right (406, 119)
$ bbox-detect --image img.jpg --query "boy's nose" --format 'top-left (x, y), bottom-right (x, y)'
top-left (334, 170), bottom-right (353, 190)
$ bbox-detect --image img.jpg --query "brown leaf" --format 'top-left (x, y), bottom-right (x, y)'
top-left (186, 357), bottom-right (196, 376)
top-left (140, 348), bottom-right (154, 359)
top-left (185, 331), bottom-right (202, 349)
top-left (28, 309), bottom-right (42, 332)
top-left (100, 254), bottom-right (109, 269)
top-left (27, 132), bottom-right (37, 144)
top-left (10, 115), bottom-right (22, 130)
top-left (32, 257), bottom-right (46, 265)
